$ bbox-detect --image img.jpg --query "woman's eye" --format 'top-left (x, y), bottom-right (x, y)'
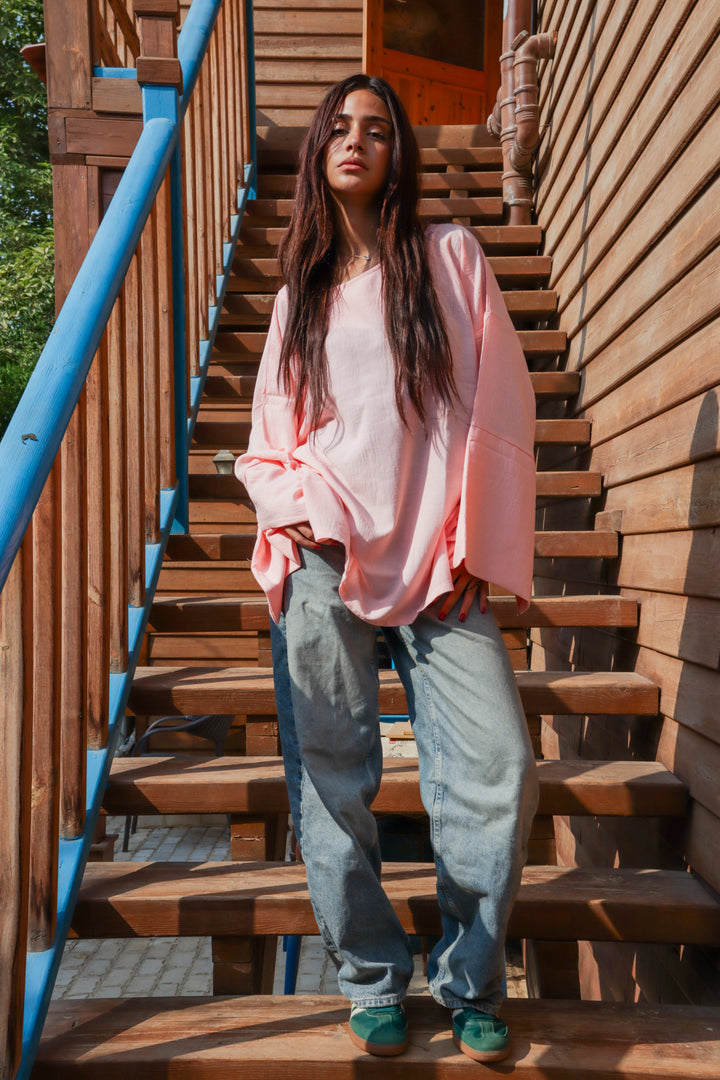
top-left (369, 130), bottom-right (386, 140)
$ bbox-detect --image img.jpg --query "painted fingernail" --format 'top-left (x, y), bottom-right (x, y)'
top-left (439, 613), bottom-right (446, 621)
top-left (459, 613), bottom-right (466, 622)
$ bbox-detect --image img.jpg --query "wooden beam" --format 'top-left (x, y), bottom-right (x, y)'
top-left (92, 77), bottom-right (142, 115)
top-left (44, 0), bottom-right (93, 109)
top-left (65, 115), bottom-right (143, 157)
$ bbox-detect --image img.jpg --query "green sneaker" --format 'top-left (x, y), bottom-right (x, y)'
top-left (452, 1008), bottom-right (510, 1062)
top-left (348, 1003), bottom-right (408, 1056)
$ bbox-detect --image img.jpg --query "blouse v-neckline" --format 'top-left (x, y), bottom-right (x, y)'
top-left (336, 261), bottom-right (382, 289)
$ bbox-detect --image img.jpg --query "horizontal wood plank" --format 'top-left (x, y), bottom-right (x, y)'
top-left (128, 666), bottom-right (657, 717)
top-left (70, 862), bottom-right (720, 943)
top-left (600, 459), bottom-right (720, 534)
top-left (35, 995), bottom-right (720, 1078)
top-left (147, 595), bottom-right (639, 634)
top-left (104, 756), bottom-right (687, 818)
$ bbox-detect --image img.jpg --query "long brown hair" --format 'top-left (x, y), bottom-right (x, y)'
top-left (278, 74), bottom-right (455, 430)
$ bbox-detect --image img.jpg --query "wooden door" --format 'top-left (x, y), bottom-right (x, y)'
top-left (364, 0), bottom-right (502, 125)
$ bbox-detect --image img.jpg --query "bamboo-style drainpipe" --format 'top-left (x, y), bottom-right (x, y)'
top-left (487, 1), bottom-right (556, 226)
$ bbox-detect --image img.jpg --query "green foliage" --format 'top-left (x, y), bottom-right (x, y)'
top-left (0, 0), bottom-right (54, 436)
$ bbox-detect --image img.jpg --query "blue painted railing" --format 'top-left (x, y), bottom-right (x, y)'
top-left (0, 2), bottom-right (256, 1077)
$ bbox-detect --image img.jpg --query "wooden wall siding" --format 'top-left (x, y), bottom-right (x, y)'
top-left (533, 0), bottom-right (720, 1005)
top-left (253, 0), bottom-right (363, 125)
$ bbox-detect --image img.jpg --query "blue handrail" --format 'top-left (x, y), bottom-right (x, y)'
top-left (0, 0), bottom-right (245, 592)
top-left (179, 0), bottom-right (226, 112)
top-left (0, 117), bottom-right (176, 593)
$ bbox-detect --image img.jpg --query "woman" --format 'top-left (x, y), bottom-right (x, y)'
top-left (236, 74), bottom-right (538, 1062)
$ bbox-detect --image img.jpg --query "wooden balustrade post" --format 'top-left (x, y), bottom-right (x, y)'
top-left (133, 0), bottom-right (182, 92)
top-left (60, 397), bottom-right (87, 839)
top-left (237, 0), bottom-right (249, 179)
top-left (45, 1), bottom-right (97, 824)
top-left (226, 0), bottom-right (242, 197)
top-left (85, 341), bottom-right (112, 750)
top-left (135, 0), bottom-right (189, 530)
top-left (139, 213), bottom-right (162, 544)
top-left (27, 474), bottom-right (62, 952)
top-left (154, 177), bottom-right (177, 494)
top-left (106, 296), bottom-right (130, 674)
top-left (200, 59), bottom-right (216, 313)
top-left (0, 550), bottom-right (33, 1079)
top-left (125, 252), bottom-right (147, 610)
top-left (182, 112), bottom-right (200, 380)
top-left (243, 0), bottom-right (256, 188)
top-left (191, 80), bottom-right (209, 342)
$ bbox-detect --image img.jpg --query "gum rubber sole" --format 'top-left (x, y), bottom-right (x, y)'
top-left (347, 1023), bottom-right (409, 1056)
top-left (452, 1030), bottom-right (511, 1062)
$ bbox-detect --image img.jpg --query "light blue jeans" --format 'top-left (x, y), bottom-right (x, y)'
top-left (270, 545), bottom-right (538, 1013)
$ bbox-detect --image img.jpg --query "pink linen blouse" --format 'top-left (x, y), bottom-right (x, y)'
top-left (235, 223), bottom-right (536, 626)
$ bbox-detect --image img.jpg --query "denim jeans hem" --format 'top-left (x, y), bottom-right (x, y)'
top-left (430, 990), bottom-right (502, 1017)
top-left (346, 993), bottom-right (407, 1009)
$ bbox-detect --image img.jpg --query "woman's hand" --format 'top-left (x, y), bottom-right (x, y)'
top-left (280, 522), bottom-right (338, 551)
top-left (437, 562), bottom-right (488, 622)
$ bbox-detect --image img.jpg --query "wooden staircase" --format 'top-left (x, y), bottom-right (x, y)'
top-left (34, 127), bottom-right (720, 1077)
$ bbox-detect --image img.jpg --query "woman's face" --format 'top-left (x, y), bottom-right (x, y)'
top-left (323, 89), bottom-right (393, 206)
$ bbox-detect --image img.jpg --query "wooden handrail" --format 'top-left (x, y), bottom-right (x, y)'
top-left (0, 3), bottom-right (256, 1077)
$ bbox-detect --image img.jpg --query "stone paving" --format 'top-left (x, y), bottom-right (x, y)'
top-left (53, 814), bottom-right (527, 1000)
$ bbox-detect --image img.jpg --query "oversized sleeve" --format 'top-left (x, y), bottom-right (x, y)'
top-left (449, 228), bottom-right (536, 612)
top-left (234, 289), bottom-right (309, 619)
top-left (234, 288), bottom-right (309, 530)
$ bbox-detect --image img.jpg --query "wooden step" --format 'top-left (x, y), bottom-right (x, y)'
top-left (536, 471), bottom-right (602, 498)
top-left (199, 367), bottom-right (576, 403)
top-left (35, 995), bottom-right (720, 1078)
top-left (180, 474), bottom-right (602, 528)
top-left (245, 196), bottom-right (505, 223)
top-left (128, 667), bottom-right (658, 717)
top-left (165, 533), bottom-right (257, 560)
top-left (104, 756), bottom-right (687, 819)
top-left (70, 862), bottom-right (719, 944)
top-left (190, 417), bottom-right (580, 451)
top-left (258, 143), bottom-right (504, 173)
top-left (161, 530), bottom-right (618, 562)
top-left (148, 594), bottom-right (639, 633)
top-left (201, 373), bottom-right (258, 397)
top-left (519, 329), bottom-right (567, 357)
top-left (218, 289), bottom-right (558, 326)
top-left (206, 328), bottom-right (566, 374)
top-left (531, 370), bottom-right (579, 397)
top-left (229, 254), bottom-right (552, 292)
top-left (258, 142), bottom-right (505, 171)
top-left (535, 419), bottom-right (591, 444)
top-left (256, 170), bottom-right (504, 197)
top-left (237, 222), bottom-right (543, 254)
top-left (181, 473), bottom-right (604, 505)
top-left (533, 531), bottom-right (618, 557)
